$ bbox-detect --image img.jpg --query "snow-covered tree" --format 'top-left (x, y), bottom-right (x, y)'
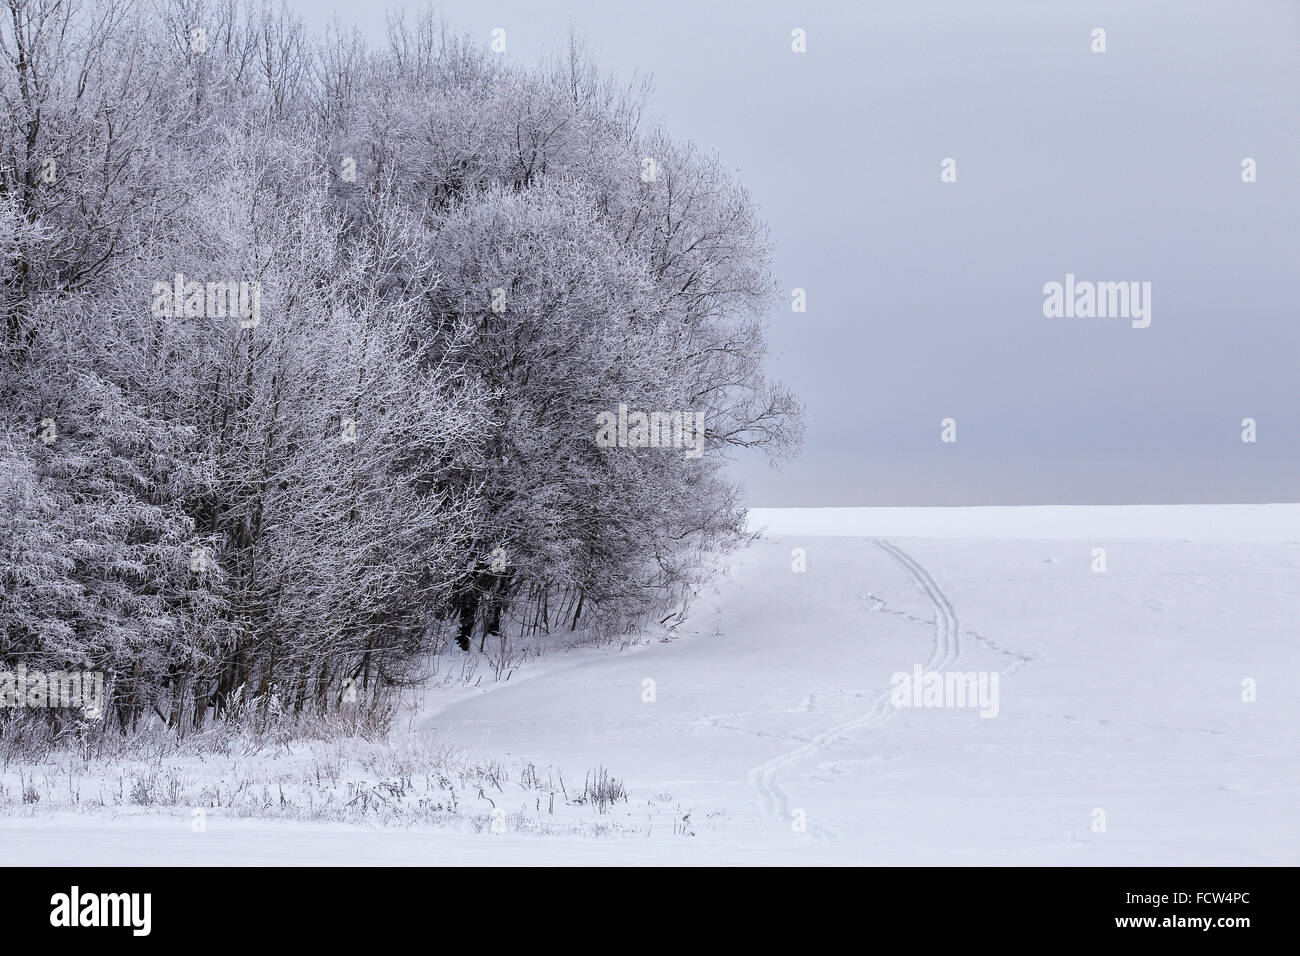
top-left (0, 0), bottom-right (801, 729)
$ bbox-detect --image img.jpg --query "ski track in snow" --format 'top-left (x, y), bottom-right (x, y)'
top-left (745, 539), bottom-right (963, 838)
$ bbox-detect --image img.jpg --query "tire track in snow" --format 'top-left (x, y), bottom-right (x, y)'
top-left (875, 540), bottom-right (961, 672)
top-left (746, 539), bottom-right (960, 836)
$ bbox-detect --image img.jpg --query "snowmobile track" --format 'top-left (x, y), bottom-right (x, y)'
top-left (746, 539), bottom-right (961, 837)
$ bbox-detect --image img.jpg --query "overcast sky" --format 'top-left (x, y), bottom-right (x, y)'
top-left (300, 0), bottom-right (1299, 506)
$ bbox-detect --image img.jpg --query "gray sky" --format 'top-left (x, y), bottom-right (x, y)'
top-left (302, 0), bottom-right (1299, 506)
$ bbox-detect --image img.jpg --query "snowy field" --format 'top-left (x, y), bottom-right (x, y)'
top-left (5, 505), bottom-right (1298, 865)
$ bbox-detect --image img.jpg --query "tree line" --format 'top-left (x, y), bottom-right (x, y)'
top-left (0, 0), bottom-right (801, 730)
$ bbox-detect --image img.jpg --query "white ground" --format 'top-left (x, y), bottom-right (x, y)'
top-left (5, 506), bottom-right (1299, 865)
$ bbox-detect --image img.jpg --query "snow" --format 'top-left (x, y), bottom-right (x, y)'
top-left (747, 504), bottom-right (1300, 541)
top-left (4, 505), bottom-right (1298, 865)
